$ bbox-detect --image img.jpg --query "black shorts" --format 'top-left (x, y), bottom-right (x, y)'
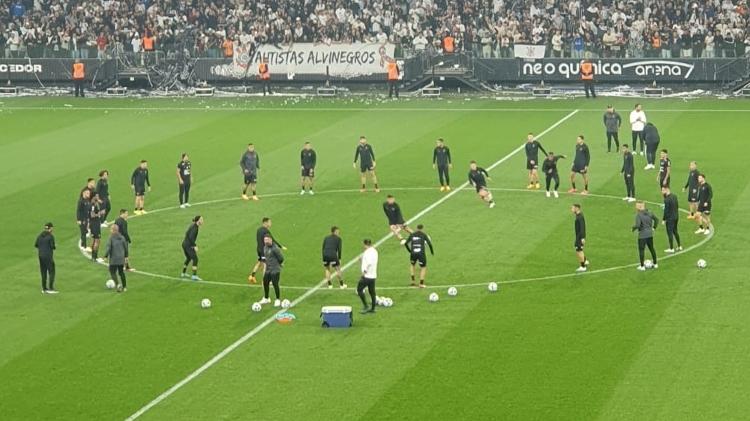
top-left (244, 172), bottom-right (257, 184)
top-left (687, 189), bottom-right (699, 203)
top-left (90, 221), bottom-right (101, 239)
top-left (134, 186), bottom-right (146, 196)
top-left (698, 203), bottom-right (712, 214)
top-left (183, 245), bottom-right (198, 263)
top-left (571, 165), bottom-right (587, 174)
top-left (526, 159), bottom-right (538, 170)
top-left (263, 272), bottom-right (280, 283)
top-left (388, 219), bottom-right (406, 227)
top-left (475, 184), bottom-right (487, 193)
top-left (659, 176), bottom-right (670, 188)
top-left (360, 164), bottom-right (374, 173)
top-left (574, 240), bottom-right (584, 252)
top-left (410, 253), bottom-right (427, 267)
top-left (301, 167), bottom-right (315, 177)
top-left (257, 251), bottom-right (266, 262)
top-left (323, 256), bottom-right (340, 268)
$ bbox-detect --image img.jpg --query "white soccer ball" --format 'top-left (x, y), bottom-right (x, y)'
top-left (376, 296), bottom-right (384, 306)
top-left (281, 299), bottom-right (291, 309)
top-left (428, 292), bottom-right (439, 303)
top-left (200, 298), bottom-right (212, 309)
top-left (488, 282), bottom-right (498, 292)
top-left (447, 287), bottom-right (458, 297)
top-left (251, 302), bottom-right (262, 312)
top-left (383, 298), bottom-right (393, 307)
top-left (644, 259), bottom-right (654, 269)
top-left (105, 279), bottom-right (116, 289)
top-left (697, 259), bottom-right (707, 269)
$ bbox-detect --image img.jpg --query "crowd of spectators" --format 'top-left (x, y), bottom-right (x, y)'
top-left (1, 0), bottom-right (749, 60)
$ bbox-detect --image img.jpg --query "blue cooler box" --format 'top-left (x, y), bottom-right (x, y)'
top-left (321, 306), bottom-right (352, 328)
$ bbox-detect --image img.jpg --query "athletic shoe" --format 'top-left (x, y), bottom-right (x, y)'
top-left (96, 257), bottom-right (106, 264)
top-left (191, 275), bottom-right (202, 281)
top-left (628, 197), bottom-right (637, 203)
top-left (418, 283), bottom-right (426, 288)
top-left (553, 191), bottom-right (559, 198)
top-left (179, 204), bottom-right (187, 209)
top-left (677, 246), bottom-right (684, 251)
top-left (300, 190), bottom-right (306, 195)
top-left (622, 197), bottom-right (630, 201)
top-left (445, 186), bottom-right (451, 191)
top-left (84, 247), bottom-right (92, 253)
top-left (242, 194), bottom-right (250, 200)
top-left (546, 191), bottom-right (551, 198)
top-left (575, 266), bottom-right (587, 272)
top-left (374, 188), bottom-right (381, 193)
top-left (252, 195), bottom-right (259, 201)
top-left (664, 248), bottom-right (675, 253)
top-left (694, 228), bottom-right (705, 234)
top-left (46, 289), bottom-right (59, 294)
top-left (42, 289), bottom-right (48, 294)
top-left (180, 272), bottom-right (188, 278)
top-left (185, 203), bottom-right (191, 207)
top-left (489, 202), bottom-right (496, 209)
top-left (327, 283), bottom-right (333, 289)
top-left (567, 188), bottom-right (577, 193)
top-left (247, 275), bottom-right (257, 284)
top-left (116, 286), bottom-right (123, 292)
top-left (126, 267), bottom-right (136, 272)
top-left (653, 264), bottom-right (659, 269)
top-left (686, 214), bottom-right (695, 220)
top-left (584, 260), bottom-right (590, 266)
top-left (535, 183), bottom-right (541, 189)
top-left (140, 210), bottom-right (148, 215)
top-left (259, 297), bottom-right (271, 305)
top-left (308, 190), bottom-right (314, 195)
top-left (339, 284), bottom-right (347, 289)
top-left (440, 186), bottom-right (446, 192)
top-left (637, 265), bottom-right (646, 271)
top-left (704, 229), bottom-right (711, 235)
top-left (273, 299), bottom-right (281, 308)
top-left (526, 183), bottom-right (534, 189)
top-left (639, 151), bottom-right (645, 156)
top-left (581, 190), bottom-right (589, 195)
top-left (360, 188), bottom-right (366, 193)
top-left (399, 238), bottom-right (407, 246)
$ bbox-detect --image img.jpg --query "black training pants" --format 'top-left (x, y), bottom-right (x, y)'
top-left (357, 276), bottom-right (377, 310)
top-left (179, 179), bottom-right (191, 204)
top-left (262, 80), bottom-right (272, 95)
top-left (183, 245), bottom-right (198, 267)
top-left (606, 131), bottom-right (619, 152)
top-left (624, 172), bottom-right (635, 198)
top-left (632, 131), bottom-right (645, 153)
top-left (79, 222), bottom-right (88, 248)
top-left (39, 256), bottom-right (55, 290)
top-left (263, 272), bottom-right (281, 299)
top-left (665, 219), bottom-right (681, 249)
top-left (437, 165), bottom-right (450, 186)
top-left (646, 142), bottom-right (659, 166)
top-left (388, 80), bottom-right (399, 98)
top-left (638, 237), bottom-right (658, 266)
top-left (109, 265), bottom-right (126, 288)
top-left (74, 80), bottom-right (84, 97)
top-left (583, 81), bottom-right (596, 98)
top-left (545, 173), bottom-right (560, 191)
top-left (101, 198), bottom-right (111, 221)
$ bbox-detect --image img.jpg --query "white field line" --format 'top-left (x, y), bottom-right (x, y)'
top-left (122, 109), bottom-right (579, 420)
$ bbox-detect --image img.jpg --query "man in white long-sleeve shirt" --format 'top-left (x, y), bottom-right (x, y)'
top-left (629, 104), bottom-right (647, 156)
top-left (357, 239), bottom-right (378, 314)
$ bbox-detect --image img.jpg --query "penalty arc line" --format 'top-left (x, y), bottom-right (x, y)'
top-left (124, 110), bottom-right (579, 420)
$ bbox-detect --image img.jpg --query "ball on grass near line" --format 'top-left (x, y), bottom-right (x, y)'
top-left (281, 299), bottom-right (291, 309)
top-left (644, 259), bottom-right (654, 269)
top-left (429, 292), bottom-right (439, 303)
top-left (447, 287), bottom-right (458, 297)
top-left (697, 259), bottom-right (707, 269)
top-left (383, 298), bottom-right (393, 307)
top-left (488, 282), bottom-right (498, 292)
top-left (105, 279), bottom-right (116, 289)
top-left (376, 296), bottom-right (384, 306)
top-left (251, 302), bottom-right (262, 312)
top-left (200, 298), bottom-right (212, 309)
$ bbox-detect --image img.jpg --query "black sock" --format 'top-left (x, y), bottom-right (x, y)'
top-left (252, 190), bottom-right (256, 196)
top-left (374, 183), bottom-right (379, 189)
top-left (192, 269), bottom-right (197, 276)
top-left (584, 184), bottom-right (588, 190)
top-left (411, 275), bottom-right (415, 281)
top-left (580, 261), bottom-right (586, 267)
top-left (572, 183), bottom-right (576, 189)
top-left (182, 266), bottom-right (187, 274)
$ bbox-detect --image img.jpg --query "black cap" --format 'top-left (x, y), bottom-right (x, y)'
top-left (44, 222), bottom-right (54, 229)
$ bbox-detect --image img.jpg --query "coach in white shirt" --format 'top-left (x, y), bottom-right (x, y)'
top-left (357, 239), bottom-right (378, 314)
top-left (629, 103), bottom-right (647, 156)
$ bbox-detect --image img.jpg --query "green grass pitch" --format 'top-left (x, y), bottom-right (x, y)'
top-left (1, 97), bottom-right (749, 420)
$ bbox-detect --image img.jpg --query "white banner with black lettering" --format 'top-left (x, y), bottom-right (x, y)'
top-left (513, 44), bottom-right (547, 59)
top-left (210, 43), bottom-right (396, 79)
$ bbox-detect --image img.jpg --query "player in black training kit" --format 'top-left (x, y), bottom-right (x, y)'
top-left (383, 194), bottom-right (412, 243)
top-left (568, 135), bottom-right (591, 195)
top-left (177, 153), bottom-right (192, 208)
top-left (468, 161), bottom-right (495, 208)
top-left (661, 187), bottom-right (682, 253)
top-left (249, 217), bottom-right (286, 284)
top-left (633, 201), bottom-right (659, 271)
top-left (300, 141), bottom-right (317, 195)
top-left (541, 152), bottom-right (565, 198)
top-left (322, 226), bottom-right (346, 288)
top-left (96, 170), bottom-right (111, 226)
top-left (35, 222), bottom-right (58, 294)
top-left (683, 161), bottom-right (700, 220)
top-left (130, 160), bottom-right (151, 215)
top-left (404, 224), bottom-right (434, 287)
top-left (240, 143), bottom-right (260, 201)
top-left (353, 136), bottom-right (379, 192)
top-left (695, 173), bottom-right (713, 236)
top-left (572, 204), bottom-right (590, 272)
top-left (76, 189), bottom-right (91, 251)
top-left (621, 144), bottom-right (636, 202)
top-left (114, 209), bottom-right (134, 271)
top-left (433, 138), bottom-right (452, 191)
top-left (89, 194), bottom-right (105, 263)
top-left (657, 149), bottom-right (671, 189)
top-left (524, 133), bottom-right (547, 190)
top-left (181, 215), bottom-right (204, 281)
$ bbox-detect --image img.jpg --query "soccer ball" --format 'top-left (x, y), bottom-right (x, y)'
top-left (281, 299), bottom-right (291, 309)
top-left (488, 282), bottom-right (498, 292)
top-left (200, 298), bottom-right (212, 309)
top-left (251, 302), bottom-right (262, 312)
top-left (428, 292), bottom-right (439, 303)
top-left (447, 287), bottom-right (458, 297)
top-left (105, 279), bottom-right (116, 289)
top-left (697, 259), bottom-right (707, 269)
top-left (376, 296), bottom-right (384, 306)
top-left (383, 297), bottom-right (393, 307)
top-left (644, 259), bottom-right (654, 269)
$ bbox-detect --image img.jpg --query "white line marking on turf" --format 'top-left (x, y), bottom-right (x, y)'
top-left (123, 109), bottom-right (580, 420)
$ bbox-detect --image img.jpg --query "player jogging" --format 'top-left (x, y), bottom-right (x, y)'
top-left (541, 151), bottom-right (565, 198)
top-left (683, 161), bottom-right (700, 219)
top-left (249, 217), bottom-right (286, 284)
top-left (353, 136), bottom-right (379, 193)
top-left (105, 224), bottom-right (129, 292)
top-left (177, 153), bottom-right (192, 208)
top-left (695, 173), bottom-right (713, 235)
top-left (383, 194), bottom-right (412, 244)
top-left (568, 135), bottom-right (590, 195)
top-left (572, 204), bottom-right (589, 272)
top-left (661, 187), bottom-right (682, 253)
top-left (524, 132), bottom-right (547, 189)
top-left (300, 141), bottom-right (317, 195)
top-left (404, 224), bottom-right (434, 288)
top-left (621, 144), bottom-right (636, 202)
top-left (633, 201), bottom-right (659, 271)
top-left (468, 161), bottom-right (496, 208)
top-left (357, 239), bottom-right (378, 314)
top-left (181, 215), bottom-right (203, 281)
top-left (433, 138), bottom-right (452, 191)
top-left (130, 160), bottom-right (151, 215)
top-left (657, 149), bottom-right (671, 188)
top-left (322, 226), bottom-right (346, 289)
top-left (240, 143), bottom-right (260, 201)
top-left (260, 234), bottom-right (285, 307)
top-left (95, 170), bottom-right (111, 226)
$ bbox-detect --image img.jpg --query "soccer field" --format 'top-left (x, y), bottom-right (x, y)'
top-left (2, 96), bottom-right (750, 421)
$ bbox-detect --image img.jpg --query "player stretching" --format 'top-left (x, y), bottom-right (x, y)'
top-left (621, 144), bottom-right (636, 202)
top-left (541, 152), bottom-right (565, 198)
top-left (683, 161), bottom-right (700, 219)
top-left (322, 226), bottom-right (346, 289)
top-left (433, 138), bottom-right (452, 191)
top-left (240, 143), bottom-right (260, 201)
top-left (300, 141), bottom-right (317, 195)
top-left (657, 149), bottom-right (671, 188)
top-left (695, 173), bottom-right (713, 235)
top-left (383, 195), bottom-right (412, 244)
top-left (468, 161), bottom-right (495, 208)
top-left (568, 135), bottom-right (590, 195)
top-left (572, 204), bottom-right (589, 272)
top-left (661, 187), bottom-right (682, 253)
top-left (177, 153), bottom-right (192, 208)
top-left (633, 201), bottom-right (659, 271)
top-left (524, 133), bottom-right (547, 189)
top-left (249, 217), bottom-right (286, 284)
top-left (130, 160), bottom-right (151, 215)
top-left (181, 215), bottom-right (203, 281)
top-left (353, 136), bottom-right (379, 193)
top-left (404, 224), bottom-right (434, 287)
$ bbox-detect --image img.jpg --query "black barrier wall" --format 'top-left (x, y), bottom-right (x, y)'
top-left (0, 59), bottom-right (115, 83)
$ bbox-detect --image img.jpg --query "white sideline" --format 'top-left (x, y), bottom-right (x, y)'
top-left (123, 109), bottom-right (579, 420)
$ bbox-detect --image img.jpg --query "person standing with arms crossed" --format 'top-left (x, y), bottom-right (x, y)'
top-left (433, 138), bottom-right (452, 192)
top-left (105, 224), bottom-right (130, 292)
top-left (603, 105), bottom-right (622, 152)
top-left (632, 201), bottom-right (659, 271)
top-left (621, 144), bottom-right (636, 202)
top-left (357, 239), bottom-right (378, 314)
top-left (240, 143), bottom-right (260, 201)
top-left (629, 104), bottom-right (647, 156)
top-left (177, 153), bottom-right (192, 208)
top-left (35, 222), bottom-right (57, 294)
top-left (661, 187), bottom-right (682, 253)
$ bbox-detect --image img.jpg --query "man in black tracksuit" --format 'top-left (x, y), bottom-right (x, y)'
top-left (96, 170), bottom-right (111, 223)
top-left (661, 187), bottom-right (682, 253)
top-left (643, 122), bottom-right (660, 169)
top-left (572, 204), bottom-right (589, 272)
top-left (603, 105), bottom-right (622, 152)
top-left (683, 161), bottom-right (700, 219)
top-left (632, 201), bottom-right (659, 270)
top-left (433, 138), bottom-right (452, 191)
top-left (404, 224), bottom-right (434, 287)
top-left (569, 135), bottom-right (591, 194)
top-left (541, 152), bottom-right (565, 198)
top-left (353, 136), bottom-right (379, 192)
top-left (105, 224), bottom-right (130, 292)
top-left (35, 222), bottom-right (57, 294)
top-left (177, 153), bottom-right (192, 207)
top-left (249, 217), bottom-right (285, 283)
top-left (261, 235), bottom-right (285, 307)
top-left (524, 133), bottom-right (547, 189)
top-left (300, 142), bottom-right (317, 194)
top-left (658, 149), bottom-right (671, 188)
top-left (621, 144), bottom-right (635, 201)
top-left (322, 226), bottom-right (345, 288)
top-left (181, 215), bottom-right (203, 280)
top-left (696, 173), bottom-right (713, 235)
top-left (76, 189), bottom-right (91, 250)
top-left (130, 160), bottom-right (151, 214)
top-left (114, 209), bottom-right (133, 271)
